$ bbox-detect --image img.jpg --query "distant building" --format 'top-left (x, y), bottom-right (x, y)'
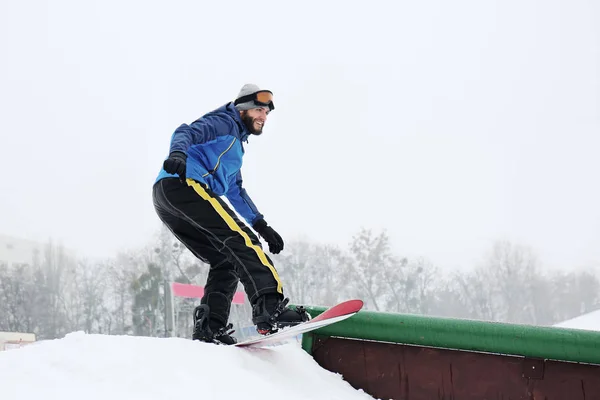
top-left (0, 332), bottom-right (36, 351)
top-left (0, 233), bottom-right (44, 266)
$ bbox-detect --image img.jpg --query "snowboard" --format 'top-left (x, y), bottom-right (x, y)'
top-left (235, 299), bottom-right (363, 348)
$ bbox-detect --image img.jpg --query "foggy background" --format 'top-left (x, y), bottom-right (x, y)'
top-left (0, 0), bottom-right (599, 338)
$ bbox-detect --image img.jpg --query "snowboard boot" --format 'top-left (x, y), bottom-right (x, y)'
top-left (192, 304), bottom-right (237, 345)
top-left (251, 294), bottom-right (310, 335)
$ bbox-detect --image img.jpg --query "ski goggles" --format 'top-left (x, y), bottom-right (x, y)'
top-left (234, 90), bottom-right (275, 111)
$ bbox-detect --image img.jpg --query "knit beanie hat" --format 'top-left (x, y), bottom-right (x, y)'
top-left (234, 84), bottom-right (275, 111)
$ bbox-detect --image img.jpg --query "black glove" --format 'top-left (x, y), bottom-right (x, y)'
top-left (163, 151), bottom-right (187, 180)
top-left (253, 219), bottom-right (284, 254)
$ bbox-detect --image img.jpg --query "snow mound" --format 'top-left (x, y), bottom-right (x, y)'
top-left (0, 331), bottom-right (375, 400)
top-left (554, 309), bottom-right (600, 332)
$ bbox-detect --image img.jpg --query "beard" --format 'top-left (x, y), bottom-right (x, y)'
top-left (241, 112), bottom-right (263, 135)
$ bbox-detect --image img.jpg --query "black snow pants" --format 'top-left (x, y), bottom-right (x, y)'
top-left (152, 177), bottom-right (283, 327)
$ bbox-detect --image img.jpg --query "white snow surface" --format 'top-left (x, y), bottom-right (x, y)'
top-left (0, 331), bottom-right (375, 400)
top-left (554, 309), bottom-right (600, 332)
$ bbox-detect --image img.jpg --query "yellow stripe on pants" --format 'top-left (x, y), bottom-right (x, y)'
top-left (187, 178), bottom-right (283, 294)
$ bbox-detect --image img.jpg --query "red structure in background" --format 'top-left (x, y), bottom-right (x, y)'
top-left (171, 282), bottom-right (245, 304)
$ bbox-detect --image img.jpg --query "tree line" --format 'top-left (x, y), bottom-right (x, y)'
top-left (0, 227), bottom-right (598, 340)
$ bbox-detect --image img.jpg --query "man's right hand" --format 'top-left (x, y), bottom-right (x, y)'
top-left (163, 151), bottom-right (187, 179)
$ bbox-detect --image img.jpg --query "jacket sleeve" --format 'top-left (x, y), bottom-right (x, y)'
top-left (225, 171), bottom-right (264, 226)
top-left (169, 115), bottom-right (234, 154)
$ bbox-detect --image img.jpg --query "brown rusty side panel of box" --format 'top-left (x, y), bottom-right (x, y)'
top-left (311, 336), bottom-right (600, 400)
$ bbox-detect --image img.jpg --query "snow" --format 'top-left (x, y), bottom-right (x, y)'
top-left (0, 331), bottom-right (376, 400)
top-left (6, 317), bottom-right (600, 399)
top-left (553, 309), bottom-right (600, 332)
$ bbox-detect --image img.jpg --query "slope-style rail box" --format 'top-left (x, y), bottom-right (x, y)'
top-left (298, 306), bottom-right (600, 400)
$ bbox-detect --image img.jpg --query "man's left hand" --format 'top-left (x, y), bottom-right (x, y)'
top-left (253, 219), bottom-right (284, 254)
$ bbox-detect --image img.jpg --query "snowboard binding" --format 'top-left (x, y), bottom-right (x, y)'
top-left (252, 296), bottom-right (311, 335)
top-left (192, 304), bottom-right (237, 345)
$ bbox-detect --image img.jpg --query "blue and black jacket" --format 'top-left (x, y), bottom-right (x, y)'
top-left (155, 103), bottom-right (263, 226)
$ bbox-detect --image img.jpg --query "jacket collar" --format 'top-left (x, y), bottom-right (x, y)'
top-left (223, 102), bottom-right (250, 142)
top-left (200, 102), bottom-right (251, 142)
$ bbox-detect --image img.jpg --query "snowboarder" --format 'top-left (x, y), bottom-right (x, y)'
top-left (152, 84), bottom-right (308, 345)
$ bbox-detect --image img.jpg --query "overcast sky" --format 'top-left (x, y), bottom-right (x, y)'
top-left (1, 0), bottom-right (598, 271)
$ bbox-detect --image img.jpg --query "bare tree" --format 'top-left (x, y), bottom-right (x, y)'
top-left (451, 269), bottom-right (498, 321)
top-left (0, 262), bottom-right (37, 332)
top-left (103, 251), bottom-right (146, 335)
top-left (274, 239), bottom-right (319, 304)
top-left (405, 257), bottom-right (439, 314)
top-left (344, 228), bottom-right (395, 311)
top-left (446, 240), bottom-right (541, 324)
top-left (547, 269), bottom-right (600, 324)
top-left (30, 241), bottom-right (77, 339)
top-left (311, 244), bottom-right (349, 306)
top-left (65, 259), bottom-right (109, 334)
top-left (488, 240), bottom-right (540, 323)
top-left (273, 240), bottom-right (350, 307)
